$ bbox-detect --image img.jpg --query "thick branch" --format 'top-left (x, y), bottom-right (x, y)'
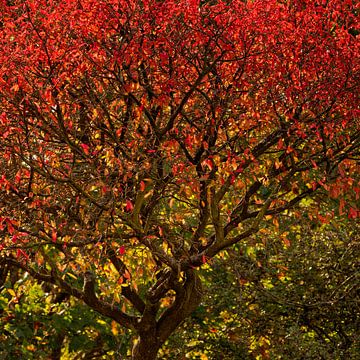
top-left (79, 270), bottom-right (137, 329)
top-left (1, 257), bottom-right (137, 329)
top-left (107, 248), bottom-right (145, 314)
top-left (156, 270), bottom-right (202, 345)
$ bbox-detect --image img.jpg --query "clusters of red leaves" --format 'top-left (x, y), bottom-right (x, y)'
top-left (0, 0), bottom-right (359, 356)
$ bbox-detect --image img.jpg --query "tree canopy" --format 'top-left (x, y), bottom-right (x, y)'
top-left (0, 0), bottom-right (359, 358)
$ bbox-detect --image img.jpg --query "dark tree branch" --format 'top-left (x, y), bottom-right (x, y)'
top-left (0, 256), bottom-right (138, 329)
top-left (107, 248), bottom-right (146, 314)
top-left (156, 270), bottom-right (202, 344)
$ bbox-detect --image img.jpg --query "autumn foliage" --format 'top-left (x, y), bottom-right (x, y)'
top-left (0, 0), bottom-right (359, 358)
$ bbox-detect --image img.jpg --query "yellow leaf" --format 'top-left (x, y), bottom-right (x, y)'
top-left (7, 288), bottom-right (16, 297)
top-left (249, 303), bottom-right (258, 311)
top-left (113, 291), bottom-right (121, 303)
top-left (66, 272), bottom-right (78, 280)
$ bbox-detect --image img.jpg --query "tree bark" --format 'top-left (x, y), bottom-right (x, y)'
top-left (131, 335), bottom-right (160, 360)
top-left (157, 270), bottom-right (202, 344)
top-left (131, 270), bottom-right (203, 359)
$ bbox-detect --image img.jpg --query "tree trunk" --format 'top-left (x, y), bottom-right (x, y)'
top-left (51, 331), bottom-right (65, 360)
top-left (131, 270), bottom-right (203, 359)
top-left (131, 335), bottom-right (160, 360)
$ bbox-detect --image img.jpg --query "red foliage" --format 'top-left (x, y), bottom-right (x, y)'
top-left (0, 0), bottom-right (359, 356)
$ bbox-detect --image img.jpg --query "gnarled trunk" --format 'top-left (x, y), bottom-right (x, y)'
top-left (131, 335), bottom-right (160, 360)
top-left (131, 270), bottom-right (203, 359)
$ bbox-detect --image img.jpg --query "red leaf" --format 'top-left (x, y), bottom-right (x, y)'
top-left (16, 249), bottom-right (29, 260)
top-left (6, 220), bottom-right (14, 235)
top-left (125, 200), bottom-right (134, 212)
top-left (203, 158), bottom-right (213, 171)
top-left (119, 245), bottom-right (126, 255)
top-left (348, 207), bottom-right (358, 219)
top-left (311, 160), bottom-right (318, 169)
top-left (15, 170), bottom-right (21, 183)
top-left (277, 138), bottom-right (285, 150)
top-left (202, 254), bottom-right (207, 264)
top-left (80, 143), bottom-right (90, 155)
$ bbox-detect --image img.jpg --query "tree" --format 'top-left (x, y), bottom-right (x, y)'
top-left (0, 0), bottom-right (359, 358)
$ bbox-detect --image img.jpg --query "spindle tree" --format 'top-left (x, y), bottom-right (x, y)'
top-left (0, 0), bottom-right (359, 358)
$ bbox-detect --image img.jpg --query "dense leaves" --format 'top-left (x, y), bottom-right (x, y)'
top-left (0, 277), bottom-right (125, 359)
top-left (1, 209), bottom-right (358, 358)
top-left (166, 216), bottom-right (359, 359)
top-left (0, 0), bottom-right (359, 358)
